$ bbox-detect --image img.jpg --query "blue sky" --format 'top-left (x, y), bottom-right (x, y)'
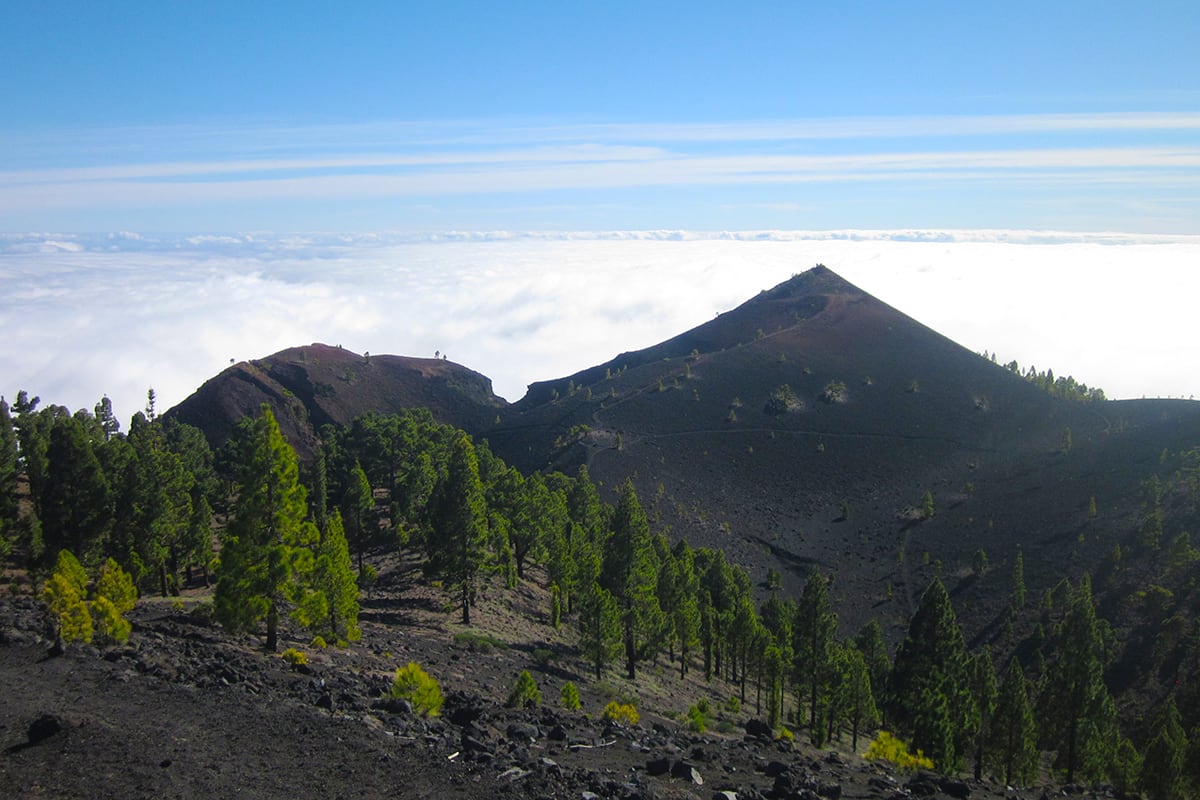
top-left (2, 1), bottom-right (1198, 232)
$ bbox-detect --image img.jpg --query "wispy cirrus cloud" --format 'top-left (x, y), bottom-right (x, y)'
top-left (3, 147), bottom-right (1198, 212)
top-left (1, 112), bottom-right (1198, 231)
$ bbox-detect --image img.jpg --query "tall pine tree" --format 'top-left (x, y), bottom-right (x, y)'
top-left (214, 407), bottom-right (319, 651)
top-left (601, 480), bottom-right (664, 680)
top-left (428, 433), bottom-right (488, 625)
top-left (794, 568), bottom-right (837, 742)
top-left (1039, 574), bottom-right (1118, 784)
top-left (1141, 696), bottom-right (1189, 800)
top-left (310, 510), bottom-right (361, 644)
top-left (969, 648), bottom-right (999, 780)
top-left (989, 662), bottom-right (1039, 786)
top-left (577, 581), bottom-right (621, 679)
top-left (888, 578), bottom-right (972, 771)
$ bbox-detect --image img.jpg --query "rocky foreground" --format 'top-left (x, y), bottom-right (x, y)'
top-left (0, 593), bottom-right (1121, 800)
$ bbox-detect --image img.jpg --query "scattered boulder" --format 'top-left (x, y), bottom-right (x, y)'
top-left (745, 719), bottom-right (772, 739)
top-left (374, 696), bottom-right (412, 715)
top-left (671, 760), bottom-right (703, 785)
top-left (938, 777), bottom-right (971, 798)
top-left (646, 757), bottom-right (672, 776)
top-left (506, 721), bottom-right (539, 741)
top-left (26, 712), bottom-right (67, 745)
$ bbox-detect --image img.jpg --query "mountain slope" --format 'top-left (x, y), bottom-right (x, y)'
top-left (167, 343), bottom-right (506, 459)
top-left (484, 266), bottom-right (1200, 637)
top-left (167, 267), bottom-right (1200, 642)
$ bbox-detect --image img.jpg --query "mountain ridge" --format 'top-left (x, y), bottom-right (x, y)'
top-left (166, 264), bottom-right (1200, 640)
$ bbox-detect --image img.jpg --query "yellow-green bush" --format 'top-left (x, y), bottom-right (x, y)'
top-left (389, 662), bottom-right (443, 717)
top-left (281, 647), bottom-right (308, 666)
top-left (91, 595), bottom-right (131, 644)
top-left (42, 551), bottom-right (93, 643)
top-left (96, 558), bottom-right (137, 615)
top-left (864, 730), bottom-right (934, 771)
top-left (506, 669), bottom-right (541, 708)
top-left (777, 726), bottom-right (795, 742)
top-left (43, 571), bottom-right (93, 643)
top-left (311, 635), bottom-right (328, 649)
top-left (602, 701), bottom-right (639, 726)
top-left (560, 681), bottom-right (581, 711)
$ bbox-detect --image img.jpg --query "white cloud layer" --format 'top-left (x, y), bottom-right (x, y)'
top-left (2, 231), bottom-right (1198, 425)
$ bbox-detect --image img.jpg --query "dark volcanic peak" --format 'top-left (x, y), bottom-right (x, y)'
top-left (167, 343), bottom-right (505, 458)
top-left (480, 264), bottom-right (1200, 634)
top-left (518, 264), bottom-right (853, 409)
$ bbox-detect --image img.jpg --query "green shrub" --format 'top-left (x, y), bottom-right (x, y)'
top-left (506, 669), bottom-right (542, 708)
top-left (821, 380), bottom-right (847, 404)
top-left (602, 701), bottom-right (639, 726)
top-left (532, 647), bottom-right (555, 665)
top-left (389, 662), bottom-right (443, 717)
top-left (189, 600), bottom-right (216, 625)
top-left (864, 731), bottom-right (933, 771)
top-left (686, 704), bottom-right (708, 733)
top-left (453, 630), bottom-right (506, 652)
top-left (359, 563), bottom-right (379, 589)
top-left (281, 647), bottom-right (308, 666)
top-left (777, 726), bottom-right (795, 742)
top-left (42, 569), bottom-right (92, 643)
top-left (91, 595), bottom-right (132, 644)
top-left (44, 551), bottom-right (116, 644)
top-left (724, 695), bottom-right (741, 713)
top-left (96, 558), bottom-right (137, 615)
top-left (311, 635), bottom-right (328, 649)
top-left (560, 681), bottom-right (581, 711)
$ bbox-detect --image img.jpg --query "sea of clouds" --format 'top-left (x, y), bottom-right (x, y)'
top-left (2, 230), bottom-right (1198, 426)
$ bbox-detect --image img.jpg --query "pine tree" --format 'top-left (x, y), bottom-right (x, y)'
top-left (310, 510), bottom-right (361, 643)
top-left (341, 460), bottom-right (374, 576)
top-left (214, 407), bottom-right (320, 651)
top-left (1011, 546), bottom-right (1026, 610)
top-left (164, 419), bottom-right (218, 586)
top-left (1141, 696), bottom-right (1189, 800)
top-left (41, 414), bottom-right (111, 563)
top-left (854, 618), bottom-right (891, 721)
top-left (665, 539), bottom-right (701, 677)
top-left (888, 578), bottom-right (972, 771)
top-left (92, 557), bottom-right (137, 644)
top-left (1141, 475), bottom-right (1164, 550)
top-left (122, 413), bottom-right (193, 595)
top-left (578, 582), bottom-right (621, 679)
top-left (0, 398), bottom-right (18, 547)
top-left (512, 471), bottom-right (562, 579)
top-left (601, 480), bottom-right (664, 679)
top-left (42, 550), bottom-right (93, 643)
top-left (842, 643), bottom-right (880, 751)
top-left (428, 433), bottom-right (488, 625)
top-left (969, 648), bottom-right (999, 780)
top-left (1039, 574), bottom-right (1117, 784)
top-left (794, 568), bottom-right (837, 742)
top-left (989, 663), bottom-right (1038, 785)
